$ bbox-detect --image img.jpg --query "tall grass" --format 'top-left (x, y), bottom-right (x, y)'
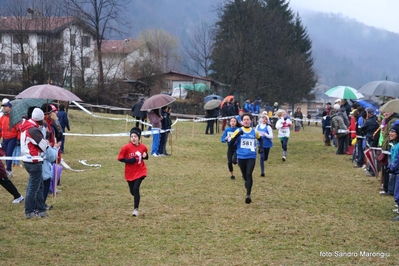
top-left (0, 110), bottom-right (398, 265)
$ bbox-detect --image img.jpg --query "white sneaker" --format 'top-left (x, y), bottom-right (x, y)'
top-left (12, 195), bottom-right (24, 204)
top-left (6, 171), bottom-right (13, 178)
top-left (151, 153), bottom-right (159, 157)
top-left (282, 156), bottom-right (286, 161)
top-left (132, 209), bottom-right (139, 217)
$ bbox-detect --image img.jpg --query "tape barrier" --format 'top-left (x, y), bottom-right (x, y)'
top-left (60, 159), bottom-right (101, 172)
top-left (64, 128), bottom-right (173, 137)
top-left (0, 155), bottom-right (43, 161)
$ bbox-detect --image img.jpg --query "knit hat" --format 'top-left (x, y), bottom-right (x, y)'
top-left (335, 99), bottom-right (341, 103)
top-left (31, 108), bottom-right (44, 121)
top-left (274, 102), bottom-right (278, 106)
top-left (366, 107), bottom-right (375, 115)
top-left (130, 127), bottom-right (141, 139)
top-left (333, 104), bottom-right (340, 110)
top-left (390, 125), bottom-right (399, 135)
top-left (40, 103), bottom-right (53, 114)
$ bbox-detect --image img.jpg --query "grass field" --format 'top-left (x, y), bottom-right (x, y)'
top-left (1, 110), bottom-right (399, 265)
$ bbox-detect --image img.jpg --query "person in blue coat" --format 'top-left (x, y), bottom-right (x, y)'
top-left (256, 112), bottom-right (273, 177)
top-left (221, 117), bottom-right (239, 180)
top-left (230, 113), bottom-right (263, 204)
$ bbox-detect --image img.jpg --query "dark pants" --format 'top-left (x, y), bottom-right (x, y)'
top-left (259, 147), bottom-right (271, 174)
top-left (324, 128), bottom-right (331, 144)
top-left (336, 136), bottom-right (346, 154)
top-left (2, 137), bottom-right (17, 172)
top-left (24, 162), bottom-right (46, 214)
top-left (356, 138), bottom-right (365, 166)
top-left (206, 119), bottom-right (215, 134)
top-left (238, 158), bottom-right (256, 196)
top-left (43, 178), bottom-right (51, 203)
top-left (128, 177), bottom-right (145, 209)
top-left (0, 176), bottom-right (21, 199)
top-left (135, 116), bottom-right (146, 131)
top-left (60, 127), bottom-right (66, 153)
top-left (227, 146), bottom-right (237, 172)
top-left (159, 132), bottom-right (167, 155)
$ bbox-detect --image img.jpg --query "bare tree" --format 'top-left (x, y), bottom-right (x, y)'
top-left (138, 29), bottom-right (181, 73)
top-left (182, 22), bottom-right (214, 77)
top-left (60, 0), bottom-right (131, 93)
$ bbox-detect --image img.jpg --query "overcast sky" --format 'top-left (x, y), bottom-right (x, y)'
top-left (289, 0), bottom-right (399, 34)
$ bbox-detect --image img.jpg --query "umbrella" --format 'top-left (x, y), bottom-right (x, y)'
top-left (325, 86), bottom-right (364, 100)
top-left (16, 84), bottom-right (82, 101)
top-left (204, 94), bottom-right (223, 103)
top-left (204, 99), bottom-right (221, 110)
top-left (9, 98), bottom-right (51, 129)
top-left (358, 80), bottom-right (399, 98)
top-left (379, 99), bottom-right (399, 113)
top-left (355, 99), bottom-right (380, 115)
top-left (140, 94), bottom-right (175, 111)
top-left (220, 95), bottom-right (234, 108)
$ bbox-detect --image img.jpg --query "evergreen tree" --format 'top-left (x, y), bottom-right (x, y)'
top-left (211, 0), bottom-right (317, 105)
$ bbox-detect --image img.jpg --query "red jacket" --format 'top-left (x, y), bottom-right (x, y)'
top-left (0, 114), bottom-right (20, 139)
top-left (348, 116), bottom-right (357, 139)
top-left (20, 119), bottom-right (48, 163)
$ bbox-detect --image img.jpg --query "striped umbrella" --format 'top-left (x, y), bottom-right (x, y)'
top-left (325, 86), bottom-right (364, 100)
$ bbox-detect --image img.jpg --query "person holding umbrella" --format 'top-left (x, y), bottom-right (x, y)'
top-left (0, 99), bottom-right (20, 178)
top-left (205, 97), bottom-right (220, 135)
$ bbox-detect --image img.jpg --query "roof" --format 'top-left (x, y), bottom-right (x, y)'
top-left (0, 16), bottom-right (95, 35)
top-left (101, 39), bottom-right (145, 54)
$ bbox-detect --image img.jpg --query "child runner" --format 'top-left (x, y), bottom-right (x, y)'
top-left (275, 109), bottom-right (292, 161)
top-left (221, 117), bottom-right (239, 180)
top-left (230, 113), bottom-right (263, 204)
top-left (256, 112), bottom-right (273, 177)
top-left (118, 127), bottom-right (148, 217)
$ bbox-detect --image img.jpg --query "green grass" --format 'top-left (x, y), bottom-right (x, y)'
top-left (1, 110), bottom-right (399, 265)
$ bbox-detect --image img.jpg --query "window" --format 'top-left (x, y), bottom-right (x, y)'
top-left (13, 34), bottom-right (28, 44)
top-left (81, 36), bottom-right (90, 47)
top-left (82, 57), bottom-right (90, 68)
top-left (0, 53), bottom-right (5, 64)
top-left (70, 34), bottom-right (76, 46)
top-left (13, 53), bottom-right (28, 65)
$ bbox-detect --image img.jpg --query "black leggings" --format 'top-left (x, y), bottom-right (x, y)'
top-left (238, 158), bottom-right (256, 196)
top-left (227, 146), bottom-right (237, 172)
top-left (0, 177), bottom-right (21, 199)
top-left (128, 177), bottom-right (145, 209)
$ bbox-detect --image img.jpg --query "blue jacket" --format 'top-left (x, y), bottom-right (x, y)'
top-left (42, 146), bottom-right (58, 181)
top-left (221, 126), bottom-right (238, 147)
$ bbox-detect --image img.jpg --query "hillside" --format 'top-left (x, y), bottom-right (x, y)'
top-left (126, 1), bottom-right (399, 89)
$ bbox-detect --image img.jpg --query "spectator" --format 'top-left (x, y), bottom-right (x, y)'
top-left (57, 104), bottom-right (70, 153)
top-left (0, 99), bottom-right (20, 178)
top-left (131, 98), bottom-right (147, 131)
top-left (147, 109), bottom-right (163, 157)
top-left (331, 109), bottom-right (348, 155)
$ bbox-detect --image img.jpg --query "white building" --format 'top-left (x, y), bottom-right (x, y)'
top-left (0, 14), bottom-right (148, 89)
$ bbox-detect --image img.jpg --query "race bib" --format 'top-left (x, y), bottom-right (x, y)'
top-left (281, 129), bottom-right (288, 135)
top-left (240, 138), bottom-right (255, 151)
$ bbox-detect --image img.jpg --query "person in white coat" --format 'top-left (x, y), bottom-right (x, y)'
top-left (275, 109), bottom-right (292, 161)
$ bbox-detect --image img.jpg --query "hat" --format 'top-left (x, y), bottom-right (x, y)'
top-left (366, 107), bottom-right (375, 115)
top-left (140, 97), bottom-right (145, 101)
top-left (262, 111), bottom-right (268, 116)
top-left (333, 104), bottom-right (340, 110)
top-left (31, 108), bottom-right (44, 121)
top-left (50, 104), bottom-right (58, 112)
top-left (238, 109), bottom-right (244, 113)
top-left (274, 102), bottom-right (278, 106)
top-left (326, 102), bottom-right (331, 105)
top-left (130, 127), bottom-right (141, 139)
top-left (390, 125), bottom-right (399, 135)
top-left (40, 103), bottom-right (53, 114)
top-left (1, 101), bottom-right (12, 108)
top-left (1, 98), bottom-right (10, 105)
top-left (335, 99), bottom-right (341, 103)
